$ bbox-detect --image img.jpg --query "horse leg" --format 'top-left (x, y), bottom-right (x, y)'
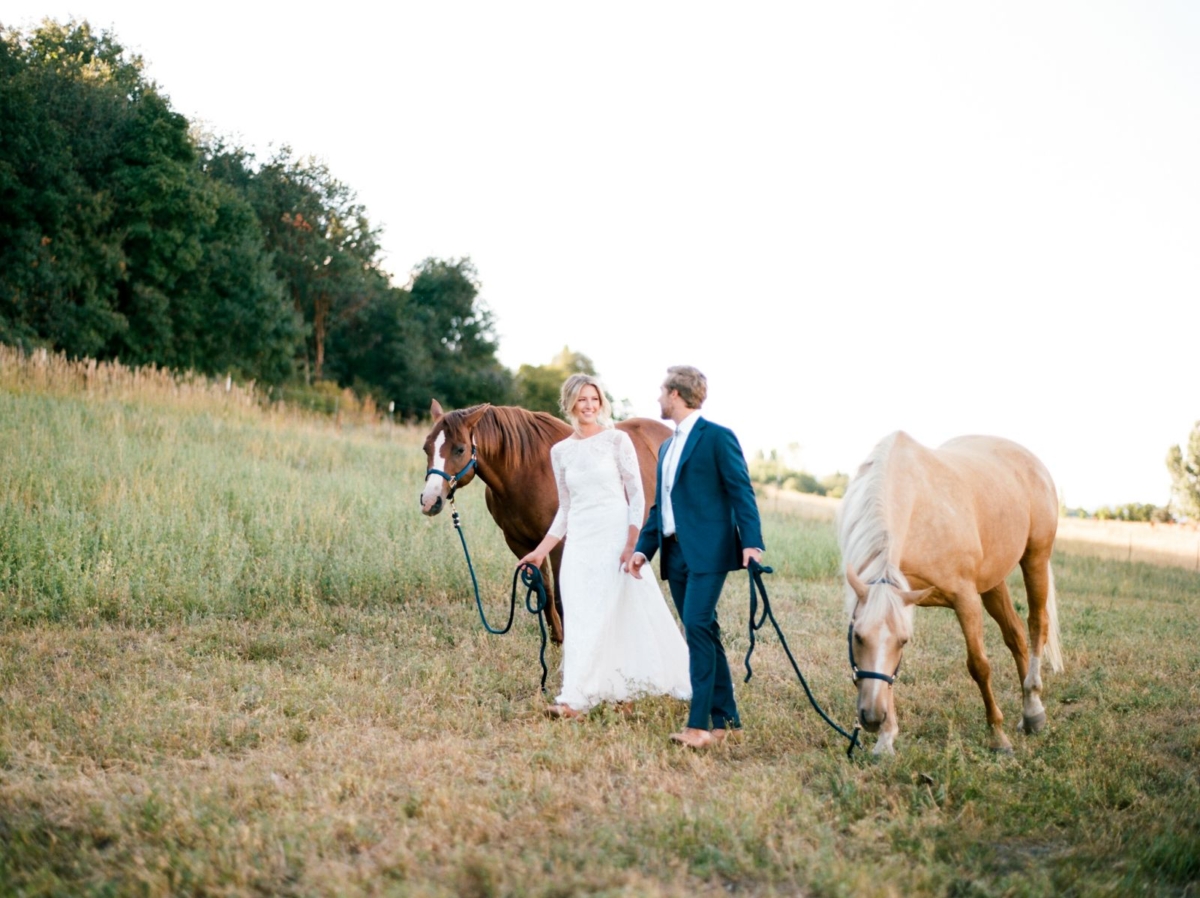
top-left (545, 545), bottom-right (565, 645)
top-left (981, 579), bottom-right (1031, 727)
top-left (1017, 551), bottom-right (1058, 734)
top-left (953, 590), bottom-right (1013, 753)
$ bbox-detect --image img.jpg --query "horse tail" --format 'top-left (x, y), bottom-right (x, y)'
top-left (1044, 564), bottom-right (1064, 673)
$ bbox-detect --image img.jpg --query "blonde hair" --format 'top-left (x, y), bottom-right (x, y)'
top-left (664, 365), bottom-right (707, 409)
top-left (560, 374), bottom-right (613, 431)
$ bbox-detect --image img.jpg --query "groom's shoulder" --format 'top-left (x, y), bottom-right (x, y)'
top-left (696, 417), bottom-right (739, 440)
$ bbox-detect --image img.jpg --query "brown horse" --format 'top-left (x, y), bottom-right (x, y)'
top-left (837, 432), bottom-right (1063, 755)
top-left (420, 400), bottom-right (671, 643)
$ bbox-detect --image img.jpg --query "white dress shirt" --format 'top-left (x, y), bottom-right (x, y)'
top-left (661, 410), bottom-right (702, 537)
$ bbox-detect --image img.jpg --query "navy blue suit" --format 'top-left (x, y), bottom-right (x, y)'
top-left (635, 417), bottom-right (764, 731)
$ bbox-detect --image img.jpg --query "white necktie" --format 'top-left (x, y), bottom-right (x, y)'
top-left (665, 427), bottom-right (683, 493)
top-left (662, 427), bottom-right (684, 536)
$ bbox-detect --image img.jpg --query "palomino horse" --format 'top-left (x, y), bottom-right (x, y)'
top-left (420, 400), bottom-right (671, 643)
top-left (837, 432), bottom-right (1063, 755)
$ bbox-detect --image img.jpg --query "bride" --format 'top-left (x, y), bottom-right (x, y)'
top-left (517, 374), bottom-right (691, 718)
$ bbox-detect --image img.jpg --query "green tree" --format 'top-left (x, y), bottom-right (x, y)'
top-left (0, 20), bottom-right (299, 383)
top-left (168, 174), bottom-right (301, 384)
top-left (408, 258), bottom-right (513, 409)
top-left (324, 274), bottom-right (432, 417)
top-left (820, 472), bottom-right (850, 499)
top-left (514, 363), bottom-right (565, 415)
top-left (514, 345), bottom-right (598, 415)
top-left (1167, 421), bottom-right (1200, 521)
top-left (231, 147), bottom-right (381, 383)
top-left (0, 19), bottom-right (130, 355)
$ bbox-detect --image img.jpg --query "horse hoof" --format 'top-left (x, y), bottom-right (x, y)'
top-left (1021, 712), bottom-right (1047, 735)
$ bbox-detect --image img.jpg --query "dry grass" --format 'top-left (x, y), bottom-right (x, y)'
top-left (765, 486), bottom-right (1200, 572)
top-left (1055, 517), bottom-right (1200, 570)
top-left (1, 353), bottom-right (1198, 896)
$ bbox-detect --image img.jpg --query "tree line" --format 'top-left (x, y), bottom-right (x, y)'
top-left (0, 19), bottom-right (515, 417)
top-left (10, 21), bottom-right (1195, 516)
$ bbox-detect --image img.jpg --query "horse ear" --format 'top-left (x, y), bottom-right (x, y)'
top-left (900, 586), bottom-right (936, 606)
top-left (430, 399), bottom-right (444, 421)
top-left (845, 565), bottom-right (869, 601)
top-left (462, 403), bottom-right (491, 429)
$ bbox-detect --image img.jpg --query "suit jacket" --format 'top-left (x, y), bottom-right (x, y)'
top-left (635, 417), bottom-right (764, 576)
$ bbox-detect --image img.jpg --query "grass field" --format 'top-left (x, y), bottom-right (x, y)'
top-left (1, 352), bottom-right (1198, 897)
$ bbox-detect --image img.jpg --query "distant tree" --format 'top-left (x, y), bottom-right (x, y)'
top-left (550, 346), bottom-right (597, 375)
top-left (514, 345), bottom-right (598, 415)
top-left (0, 20), bottom-right (133, 355)
top-left (0, 20), bottom-right (298, 383)
top-left (407, 258), bottom-right (514, 409)
top-left (224, 147), bottom-right (381, 383)
top-left (783, 472), bottom-right (825, 495)
top-left (820, 472), bottom-right (850, 499)
top-left (1167, 421), bottom-right (1200, 521)
top-left (170, 175), bottom-right (302, 384)
top-left (514, 363), bottom-right (565, 415)
top-left (324, 274), bottom-right (433, 417)
top-left (747, 448), bottom-right (841, 497)
top-left (1094, 503), bottom-right (1169, 523)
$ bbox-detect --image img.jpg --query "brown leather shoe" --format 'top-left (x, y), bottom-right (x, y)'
top-left (545, 703), bottom-right (583, 720)
top-left (711, 727), bottom-right (744, 745)
top-left (669, 727), bottom-right (719, 749)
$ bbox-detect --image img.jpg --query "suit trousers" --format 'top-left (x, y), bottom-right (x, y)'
top-left (662, 535), bottom-right (740, 731)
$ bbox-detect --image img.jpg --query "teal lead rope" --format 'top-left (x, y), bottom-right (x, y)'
top-left (743, 560), bottom-right (863, 759)
top-left (450, 497), bottom-right (550, 691)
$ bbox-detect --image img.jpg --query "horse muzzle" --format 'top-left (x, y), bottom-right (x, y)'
top-left (857, 702), bottom-right (888, 732)
top-left (420, 493), bottom-right (444, 516)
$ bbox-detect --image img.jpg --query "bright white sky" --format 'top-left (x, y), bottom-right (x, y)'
top-left (7, 2), bottom-right (1199, 510)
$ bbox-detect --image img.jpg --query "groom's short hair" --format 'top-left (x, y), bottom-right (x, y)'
top-left (665, 366), bottom-right (707, 409)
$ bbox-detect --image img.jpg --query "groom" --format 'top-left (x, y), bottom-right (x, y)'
top-left (630, 366), bottom-right (764, 750)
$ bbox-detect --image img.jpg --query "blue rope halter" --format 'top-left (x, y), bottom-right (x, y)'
top-left (847, 576), bottom-right (903, 686)
top-left (742, 560), bottom-right (863, 759)
top-left (426, 442), bottom-right (478, 501)
top-left (429, 441), bottom-right (551, 691)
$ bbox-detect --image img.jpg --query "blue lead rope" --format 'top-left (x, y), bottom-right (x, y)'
top-left (450, 499), bottom-right (550, 691)
top-left (743, 560), bottom-right (863, 759)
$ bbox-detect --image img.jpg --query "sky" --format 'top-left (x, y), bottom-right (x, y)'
top-left (7, 2), bottom-right (1199, 510)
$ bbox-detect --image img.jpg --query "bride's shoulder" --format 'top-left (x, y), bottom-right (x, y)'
top-left (551, 435), bottom-right (578, 454)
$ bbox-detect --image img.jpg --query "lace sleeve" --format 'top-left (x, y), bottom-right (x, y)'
top-left (547, 444), bottom-right (570, 539)
top-left (614, 431), bottom-right (644, 528)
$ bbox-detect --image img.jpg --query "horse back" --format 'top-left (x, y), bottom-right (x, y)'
top-left (893, 433), bottom-right (1057, 592)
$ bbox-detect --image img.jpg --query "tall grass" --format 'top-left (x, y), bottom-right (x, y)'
top-left (0, 350), bottom-right (472, 627)
top-left (1, 351), bottom-right (1198, 897)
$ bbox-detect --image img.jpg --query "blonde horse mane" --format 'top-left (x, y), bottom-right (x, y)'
top-left (837, 433), bottom-right (914, 638)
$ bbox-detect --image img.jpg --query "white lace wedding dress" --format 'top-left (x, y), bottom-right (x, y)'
top-left (548, 428), bottom-right (691, 711)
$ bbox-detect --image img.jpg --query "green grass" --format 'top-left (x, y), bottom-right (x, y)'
top-left (1, 353), bottom-right (1198, 896)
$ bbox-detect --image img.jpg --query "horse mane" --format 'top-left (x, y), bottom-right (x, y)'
top-left (449, 404), bottom-right (569, 468)
top-left (837, 432), bottom-right (913, 636)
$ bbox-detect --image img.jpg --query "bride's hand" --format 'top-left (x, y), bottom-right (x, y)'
top-left (619, 546), bottom-right (635, 572)
top-left (517, 550), bottom-right (544, 571)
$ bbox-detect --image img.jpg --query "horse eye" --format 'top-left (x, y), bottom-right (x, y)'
top-left (854, 634), bottom-right (864, 646)
top-left (454, 446), bottom-right (465, 456)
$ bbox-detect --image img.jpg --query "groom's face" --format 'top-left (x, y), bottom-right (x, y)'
top-left (657, 383), bottom-right (677, 420)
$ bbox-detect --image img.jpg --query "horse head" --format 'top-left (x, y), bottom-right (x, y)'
top-left (420, 399), bottom-right (490, 515)
top-left (845, 565), bottom-right (932, 740)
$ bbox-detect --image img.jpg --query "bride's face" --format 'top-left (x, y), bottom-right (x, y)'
top-left (574, 385), bottom-right (602, 425)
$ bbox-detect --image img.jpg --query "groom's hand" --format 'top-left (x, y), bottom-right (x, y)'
top-left (629, 552), bottom-right (648, 579)
top-left (742, 547), bottom-right (763, 568)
